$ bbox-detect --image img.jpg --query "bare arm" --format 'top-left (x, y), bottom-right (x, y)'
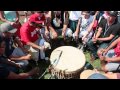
top-left (15, 11), bottom-right (20, 23)
top-left (0, 59), bottom-right (20, 68)
top-left (97, 34), bottom-right (115, 41)
top-left (95, 27), bottom-right (103, 38)
top-left (105, 37), bottom-right (120, 51)
top-left (7, 67), bottom-right (39, 79)
top-left (27, 42), bottom-right (41, 50)
top-left (10, 54), bottom-right (31, 61)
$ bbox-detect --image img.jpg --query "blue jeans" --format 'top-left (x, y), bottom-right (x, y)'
top-left (69, 20), bottom-right (78, 32)
top-left (105, 49), bottom-right (120, 72)
top-left (87, 39), bottom-right (109, 58)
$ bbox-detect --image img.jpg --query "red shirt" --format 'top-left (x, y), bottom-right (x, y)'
top-left (114, 42), bottom-right (120, 57)
top-left (20, 21), bottom-right (39, 45)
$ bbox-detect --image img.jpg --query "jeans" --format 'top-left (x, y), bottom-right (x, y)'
top-left (69, 20), bottom-right (78, 32)
top-left (105, 49), bottom-right (120, 72)
top-left (87, 39), bottom-right (109, 58)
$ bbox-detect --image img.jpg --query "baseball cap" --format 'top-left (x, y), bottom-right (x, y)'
top-left (108, 11), bottom-right (118, 17)
top-left (80, 70), bottom-right (108, 79)
top-left (29, 13), bottom-right (45, 24)
top-left (0, 22), bottom-right (17, 33)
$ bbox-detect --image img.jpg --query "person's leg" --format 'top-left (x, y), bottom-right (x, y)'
top-left (105, 49), bottom-right (116, 58)
top-left (12, 47), bottom-right (29, 68)
top-left (56, 29), bottom-right (62, 37)
top-left (103, 72), bottom-right (118, 79)
top-left (105, 62), bottom-right (120, 72)
top-left (98, 43), bottom-right (109, 51)
top-left (69, 20), bottom-right (78, 32)
top-left (7, 67), bottom-right (39, 79)
top-left (87, 39), bottom-right (98, 59)
top-left (39, 39), bottom-right (46, 59)
top-left (97, 43), bottom-right (109, 57)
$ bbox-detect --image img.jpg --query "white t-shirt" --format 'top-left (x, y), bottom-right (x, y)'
top-left (80, 15), bottom-right (94, 32)
top-left (69, 11), bottom-right (82, 21)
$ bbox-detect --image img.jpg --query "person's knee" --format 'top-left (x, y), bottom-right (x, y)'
top-left (87, 39), bottom-right (94, 47)
top-left (101, 65), bottom-right (108, 72)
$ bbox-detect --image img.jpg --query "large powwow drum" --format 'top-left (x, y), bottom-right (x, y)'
top-left (49, 46), bottom-right (86, 79)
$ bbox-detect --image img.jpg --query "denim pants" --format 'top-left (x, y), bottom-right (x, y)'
top-left (105, 49), bottom-right (120, 72)
top-left (69, 20), bottom-right (78, 32)
top-left (87, 39), bottom-right (109, 58)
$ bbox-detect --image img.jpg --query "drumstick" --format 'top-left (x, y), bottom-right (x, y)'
top-left (38, 51), bottom-right (63, 79)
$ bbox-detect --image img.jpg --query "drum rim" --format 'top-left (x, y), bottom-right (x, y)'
top-left (50, 46), bottom-right (86, 72)
top-left (50, 65), bottom-right (84, 74)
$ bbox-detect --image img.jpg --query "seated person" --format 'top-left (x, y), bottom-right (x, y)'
top-left (45, 11), bottom-right (69, 40)
top-left (19, 11), bottom-right (50, 61)
top-left (0, 22), bottom-right (31, 68)
top-left (76, 11), bottom-right (98, 44)
top-left (98, 37), bottom-right (120, 72)
top-left (87, 11), bottom-right (120, 60)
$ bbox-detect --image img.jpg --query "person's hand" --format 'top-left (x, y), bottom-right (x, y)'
top-left (105, 57), bottom-right (112, 62)
top-left (40, 46), bottom-right (45, 51)
top-left (24, 54), bottom-right (32, 60)
top-left (103, 49), bottom-right (108, 55)
top-left (82, 31), bottom-right (89, 41)
top-left (92, 37), bottom-right (97, 43)
top-left (99, 55), bottom-right (105, 61)
top-left (23, 48), bottom-right (29, 53)
top-left (16, 63), bottom-right (22, 68)
top-left (10, 22), bottom-right (16, 26)
top-left (45, 30), bottom-right (49, 37)
top-left (15, 18), bottom-right (19, 23)
top-left (74, 31), bottom-right (79, 41)
top-left (62, 31), bottom-right (66, 39)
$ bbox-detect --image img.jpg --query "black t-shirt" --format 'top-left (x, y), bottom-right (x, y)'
top-left (98, 18), bottom-right (120, 43)
top-left (0, 32), bottom-right (15, 57)
top-left (51, 11), bottom-right (65, 30)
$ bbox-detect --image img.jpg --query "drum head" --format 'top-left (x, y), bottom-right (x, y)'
top-left (50, 46), bottom-right (86, 72)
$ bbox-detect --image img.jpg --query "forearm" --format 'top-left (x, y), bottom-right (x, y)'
top-left (27, 42), bottom-right (41, 50)
top-left (95, 28), bottom-right (102, 38)
top-left (10, 56), bottom-right (30, 61)
top-left (49, 26), bottom-right (56, 32)
top-left (109, 57), bottom-right (120, 62)
top-left (62, 24), bottom-right (67, 33)
top-left (103, 73), bottom-right (117, 79)
top-left (87, 23), bottom-right (94, 34)
top-left (3, 59), bottom-right (18, 67)
top-left (16, 11), bottom-right (20, 20)
top-left (7, 72), bottom-right (30, 79)
top-left (106, 39), bottom-right (119, 50)
top-left (75, 19), bottom-right (80, 33)
top-left (97, 37), bottom-right (113, 41)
